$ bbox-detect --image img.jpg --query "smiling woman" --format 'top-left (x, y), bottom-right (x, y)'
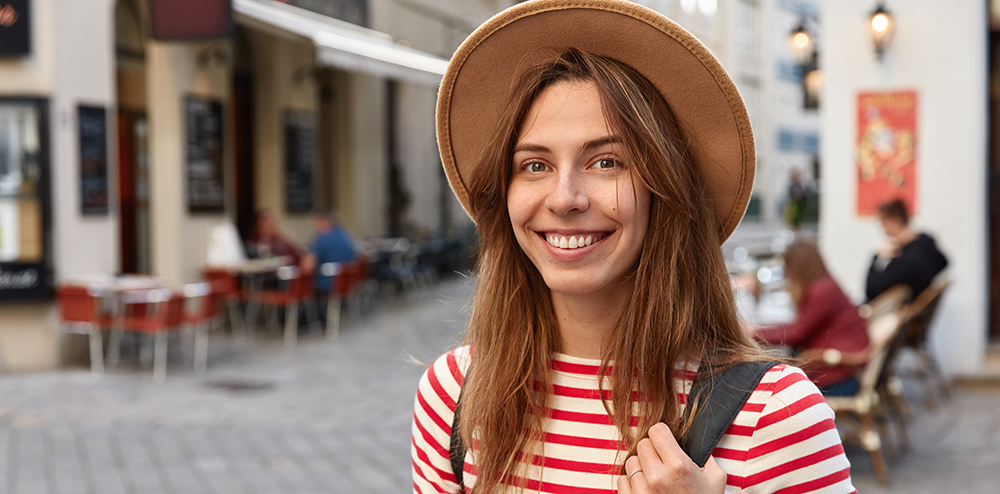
top-left (411, 1), bottom-right (856, 494)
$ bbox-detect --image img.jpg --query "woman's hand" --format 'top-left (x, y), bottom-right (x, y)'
top-left (617, 423), bottom-right (727, 494)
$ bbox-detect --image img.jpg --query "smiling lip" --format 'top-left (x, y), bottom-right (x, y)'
top-left (536, 231), bottom-right (611, 250)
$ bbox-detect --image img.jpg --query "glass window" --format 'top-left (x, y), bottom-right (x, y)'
top-left (0, 102), bottom-right (43, 264)
top-left (736, 0), bottom-right (759, 62)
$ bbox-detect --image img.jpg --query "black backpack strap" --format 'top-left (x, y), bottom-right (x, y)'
top-left (450, 379), bottom-right (467, 492)
top-left (679, 360), bottom-right (779, 467)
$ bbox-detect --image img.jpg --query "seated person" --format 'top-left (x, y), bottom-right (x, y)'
top-left (754, 241), bottom-right (870, 396)
top-left (247, 209), bottom-right (304, 266)
top-left (306, 211), bottom-right (357, 295)
top-left (866, 198), bottom-right (948, 301)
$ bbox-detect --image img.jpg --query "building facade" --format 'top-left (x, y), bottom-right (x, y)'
top-left (0, 0), bottom-right (514, 371)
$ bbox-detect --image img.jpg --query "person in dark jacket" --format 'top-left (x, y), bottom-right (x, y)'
top-left (866, 199), bottom-right (948, 301)
top-left (755, 241), bottom-right (870, 396)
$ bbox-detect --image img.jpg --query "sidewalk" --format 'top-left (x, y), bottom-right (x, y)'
top-left (1, 276), bottom-right (998, 493)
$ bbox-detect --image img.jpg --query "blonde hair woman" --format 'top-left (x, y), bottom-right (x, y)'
top-left (412, 2), bottom-right (855, 493)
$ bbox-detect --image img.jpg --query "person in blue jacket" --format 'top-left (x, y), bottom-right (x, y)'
top-left (307, 211), bottom-right (357, 295)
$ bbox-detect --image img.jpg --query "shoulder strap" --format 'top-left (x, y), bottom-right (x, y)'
top-left (679, 360), bottom-right (779, 467)
top-left (448, 360), bottom-right (779, 489)
top-left (450, 385), bottom-right (467, 492)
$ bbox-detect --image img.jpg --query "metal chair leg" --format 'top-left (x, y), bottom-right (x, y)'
top-left (153, 331), bottom-right (168, 383)
top-left (194, 323), bottom-right (208, 375)
top-left (284, 301), bottom-right (299, 348)
top-left (326, 296), bottom-right (342, 340)
top-left (89, 331), bottom-right (104, 375)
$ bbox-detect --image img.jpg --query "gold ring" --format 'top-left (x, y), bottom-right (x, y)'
top-left (628, 469), bottom-right (643, 481)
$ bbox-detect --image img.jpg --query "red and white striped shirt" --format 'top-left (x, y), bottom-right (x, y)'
top-left (412, 346), bottom-right (856, 493)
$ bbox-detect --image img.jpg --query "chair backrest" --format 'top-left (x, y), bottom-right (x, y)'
top-left (181, 282), bottom-right (218, 320)
top-left (203, 268), bottom-right (239, 296)
top-left (858, 311), bottom-right (905, 395)
top-left (56, 284), bottom-right (105, 323)
top-left (859, 284), bottom-right (911, 324)
top-left (903, 272), bottom-right (951, 326)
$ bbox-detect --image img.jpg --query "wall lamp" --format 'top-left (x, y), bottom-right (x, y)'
top-left (788, 19), bottom-right (820, 109)
top-left (870, 2), bottom-right (894, 61)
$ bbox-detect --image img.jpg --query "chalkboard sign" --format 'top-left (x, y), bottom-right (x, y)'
top-left (185, 96), bottom-right (225, 213)
top-left (78, 105), bottom-right (108, 215)
top-left (284, 111), bottom-right (316, 214)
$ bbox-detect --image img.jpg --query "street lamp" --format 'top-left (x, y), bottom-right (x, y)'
top-left (788, 20), bottom-right (820, 109)
top-left (870, 2), bottom-right (894, 61)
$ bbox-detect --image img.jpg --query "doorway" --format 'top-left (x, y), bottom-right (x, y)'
top-left (115, 0), bottom-right (151, 274)
top-left (988, 4), bottom-right (1000, 340)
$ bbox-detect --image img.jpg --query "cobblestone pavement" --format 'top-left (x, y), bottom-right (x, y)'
top-left (2, 276), bottom-right (999, 493)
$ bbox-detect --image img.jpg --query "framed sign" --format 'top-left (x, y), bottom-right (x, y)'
top-left (284, 111), bottom-right (316, 214)
top-left (0, 0), bottom-right (30, 56)
top-left (856, 91), bottom-right (918, 216)
top-left (78, 105), bottom-right (109, 215)
top-left (185, 96), bottom-right (225, 213)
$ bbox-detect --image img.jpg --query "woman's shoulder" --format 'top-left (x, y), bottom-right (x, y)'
top-left (415, 346), bottom-right (473, 414)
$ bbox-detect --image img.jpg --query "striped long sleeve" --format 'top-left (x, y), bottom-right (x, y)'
top-left (411, 348), bottom-right (855, 494)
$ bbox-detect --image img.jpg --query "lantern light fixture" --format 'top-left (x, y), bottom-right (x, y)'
top-left (870, 2), bottom-right (894, 61)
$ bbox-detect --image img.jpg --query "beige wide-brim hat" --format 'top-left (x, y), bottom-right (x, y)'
top-left (437, 0), bottom-right (755, 243)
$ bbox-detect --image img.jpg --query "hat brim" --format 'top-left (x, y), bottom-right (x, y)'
top-left (437, 0), bottom-right (755, 243)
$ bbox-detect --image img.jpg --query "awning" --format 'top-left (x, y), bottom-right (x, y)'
top-left (233, 0), bottom-right (449, 87)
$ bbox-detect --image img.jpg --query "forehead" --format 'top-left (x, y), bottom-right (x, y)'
top-left (517, 80), bottom-right (610, 142)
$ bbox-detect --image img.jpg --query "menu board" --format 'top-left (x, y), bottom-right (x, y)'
top-left (78, 105), bottom-right (108, 215)
top-left (185, 96), bottom-right (225, 213)
top-left (284, 111), bottom-right (316, 214)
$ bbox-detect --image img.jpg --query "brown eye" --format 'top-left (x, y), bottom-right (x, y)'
top-left (527, 162), bottom-right (547, 172)
top-left (594, 159), bottom-right (617, 169)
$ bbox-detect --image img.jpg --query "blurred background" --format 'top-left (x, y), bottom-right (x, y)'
top-left (0, 0), bottom-right (998, 492)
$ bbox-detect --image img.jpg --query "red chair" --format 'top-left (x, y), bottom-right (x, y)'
top-left (56, 284), bottom-right (113, 375)
top-left (108, 288), bottom-right (182, 382)
top-left (180, 282), bottom-right (217, 374)
top-left (203, 268), bottom-right (246, 335)
top-left (251, 266), bottom-right (316, 348)
top-left (322, 261), bottom-right (356, 340)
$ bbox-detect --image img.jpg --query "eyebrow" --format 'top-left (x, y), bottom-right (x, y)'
top-left (513, 135), bottom-right (623, 154)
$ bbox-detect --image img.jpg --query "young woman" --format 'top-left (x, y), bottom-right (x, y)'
top-left (754, 241), bottom-right (871, 396)
top-left (413, 1), bottom-right (856, 493)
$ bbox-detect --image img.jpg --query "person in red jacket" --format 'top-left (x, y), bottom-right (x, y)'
top-left (755, 241), bottom-right (870, 396)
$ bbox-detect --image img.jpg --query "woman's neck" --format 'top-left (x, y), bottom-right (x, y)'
top-left (896, 227), bottom-right (918, 245)
top-left (550, 282), bottom-right (632, 360)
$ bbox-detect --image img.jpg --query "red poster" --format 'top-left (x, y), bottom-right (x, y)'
top-left (856, 91), bottom-right (918, 216)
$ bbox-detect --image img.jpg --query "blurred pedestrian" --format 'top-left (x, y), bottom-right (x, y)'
top-left (411, 1), bottom-right (855, 493)
top-left (305, 211), bottom-right (356, 295)
top-left (865, 198), bottom-right (948, 301)
top-left (754, 241), bottom-right (870, 396)
top-left (784, 168), bottom-right (808, 229)
top-left (247, 209), bottom-right (304, 267)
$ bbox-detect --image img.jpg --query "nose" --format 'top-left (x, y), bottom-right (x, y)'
top-left (545, 169), bottom-right (589, 215)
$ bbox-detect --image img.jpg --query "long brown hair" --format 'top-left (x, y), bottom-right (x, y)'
top-left (782, 240), bottom-right (829, 308)
top-left (460, 49), bottom-right (763, 492)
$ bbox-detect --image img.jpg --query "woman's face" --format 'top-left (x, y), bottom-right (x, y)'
top-left (507, 80), bottom-right (650, 298)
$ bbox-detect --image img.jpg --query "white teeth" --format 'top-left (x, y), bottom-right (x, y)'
top-left (547, 234), bottom-right (601, 250)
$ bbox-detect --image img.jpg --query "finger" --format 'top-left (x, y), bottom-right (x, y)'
top-left (702, 456), bottom-right (729, 492)
top-left (636, 436), bottom-right (662, 472)
top-left (624, 455), bottom-right (643, 478)
top-left (617, 474), bottom-right (632, 494)
top-left (647, 422), bottom-right (689, 465)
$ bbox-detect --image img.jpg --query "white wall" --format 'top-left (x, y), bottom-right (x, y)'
top-left (820, 0), bottom-right (988, 375)
top-left (146, 41), bottom-right (232, 285)
top-left (51, 0), bottom-right (119, 282)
